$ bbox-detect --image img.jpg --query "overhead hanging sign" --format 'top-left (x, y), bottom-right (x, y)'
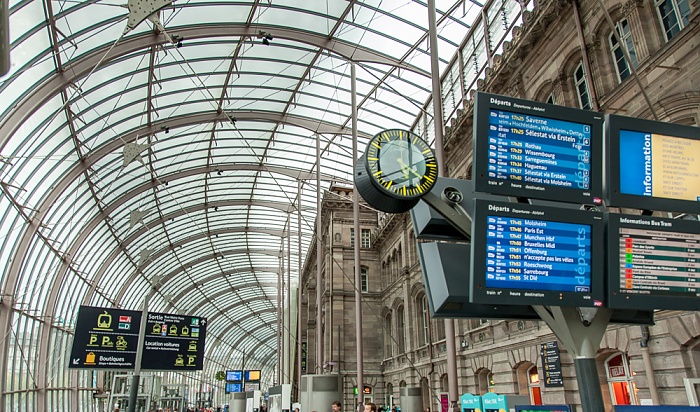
top-left (68, 305), bottom-right (142, 369)
top-left (141, 311), bottom-right (207, 370)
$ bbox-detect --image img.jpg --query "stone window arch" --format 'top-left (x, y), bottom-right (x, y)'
top-left (396, 305), bottom-right (406, 353)
top-left (384, 312), bottom-right (393, 359)
top-left (475, 368), bottom-right (495, 395)
top-left (604, 352), bottom-right (638, 406)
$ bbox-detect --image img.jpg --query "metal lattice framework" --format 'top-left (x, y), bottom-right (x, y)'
top-left (0, 0), bottom-right (531, 409)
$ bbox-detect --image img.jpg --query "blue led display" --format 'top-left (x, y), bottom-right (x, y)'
top-left (484, 215), bottom-right (592, 292)
top-left (226, 382), bottom-right (243, 393)
top-left (487, 109), bottom-right (591, 190)
top-left (226, 370), bottom-right (243, 382)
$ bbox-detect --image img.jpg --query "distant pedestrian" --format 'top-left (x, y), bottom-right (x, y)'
top-left (332, 401), bottom-right (342, 412)
top-left (364, 403), bottom-right (377, 412)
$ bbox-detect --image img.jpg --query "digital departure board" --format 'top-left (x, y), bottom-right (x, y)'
top-left (227, 370), bottom-right (243, 382)
top-left (608, 214), bottom-right (700, 311)
top-left (473, 92), bottom-right (603, 204)
top-left (226, 383), bottom-right (243, 393)
top-left (470, 199), bottom-right (604, 307)
top-left (606, 114), bottom-right (700, 213)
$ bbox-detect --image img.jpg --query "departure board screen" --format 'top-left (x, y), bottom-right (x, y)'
top-left (473, 92), bottom-right (603, 204)
top-left (470, 199), bottom-right (604, 307)
top-left (606, 114), bottom-right (700, 213)
top-left (608, 214), bottom-right (700, 311)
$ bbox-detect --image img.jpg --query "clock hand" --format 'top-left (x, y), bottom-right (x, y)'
top-left (395, 157), bottom-right (411, 179)
top-left (397, 157), bottom-right (423, 179)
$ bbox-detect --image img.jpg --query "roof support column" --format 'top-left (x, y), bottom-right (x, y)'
top-left (297, 179), bottom-right (303, 399)
top-left (351, 62), bottom-right (364, 404)
top-left (428, 0), bottom-right (459, 409)
top-left (286, 215), bottom-right (292, 384)
top-left (315, 133), bottom-right (323, 374)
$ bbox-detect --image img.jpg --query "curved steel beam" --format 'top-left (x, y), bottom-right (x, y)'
top-left (202, 306), bottom-right (278, 353)
top-left (172, 279), bottom-right (279, 311)
top-left (205, 307), bottom-right (278, 348)
top-left (0, 24), bottom-right (424, 150)
top-left (88, 219), bottom-right (296, 305)
top-left (21, 160), bottom-right (326, 412)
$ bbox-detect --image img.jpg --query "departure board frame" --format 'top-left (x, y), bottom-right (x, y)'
top-left (607, 213), bottom-right (700, 311)
top-left (606, 114), bottom-right (700, 214)
top-left (470, 199), bottom-right (605, 307)
top-left (473, 92), bottom-right (603, 204)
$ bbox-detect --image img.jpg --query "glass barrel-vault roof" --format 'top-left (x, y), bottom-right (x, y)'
top-left (0, 0), bottom-right (531, 407)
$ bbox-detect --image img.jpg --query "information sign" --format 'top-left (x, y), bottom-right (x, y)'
top-left (245, 370), bottom-right (261, 381)
top-left (606, 114), bottom-right (700, 213)
top-left (245, 382), bottom-right (261, 392)
top-left (69, 306), bottom-right (142, 369)
top-left (141, 311), bottom-right (207, 370)
top-left (226, 383), bottom-right (243, 393)
top-left (227, 370), bottom-right (243, 382)
top-left (607, 214), bottom-right (700, 311)
top-left (473, 92), bottom-right (603, 204)
top-left (470, 199), bottom-right (604, 307)
top-left (540, 341), bottom-right (564, 387)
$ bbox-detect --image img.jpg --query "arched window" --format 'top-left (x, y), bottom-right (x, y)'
top-left (386, 383), bottom-right (394, 409)
top-left (605, 353), bottom-right (638, 405)
top-left (416, 295), bottom-right (430, 346)
top-left (433, 318), bottom-right (446, 341)
top-left (655, 0), bottom-right (691, 41)
top-left (384, 313), bottom-right (393, 358)
top-left (396, 306), bottom-right (406, 353)
top-left (476, 369), bottom-right (495, 395)
top-left (420, 377), bottom-right (430, 411)
top-left (574, 62), bottom-right (591, 110)
top-left (527, 365), bottom-right (543, 405)
top-left (609, 19), bottom-right (638, 82)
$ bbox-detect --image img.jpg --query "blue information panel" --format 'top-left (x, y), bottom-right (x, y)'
top-left (474, 92), bottom-right (603, 204)
top-left (227, 370), bottom-right (243, 382)
top-left (487, 109), bottom-right (592, 190)
top-left (483, 216), bottom-right (592, 293)
top-left (606, 114), bottom-right (700, 214)
top-left (226, 383), bottom-right (243, 393)
top-left (471, 200), bottom-right (604, 307)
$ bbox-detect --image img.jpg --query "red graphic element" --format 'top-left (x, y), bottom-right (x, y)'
top-left (119, 316), bottom-right (131, 323)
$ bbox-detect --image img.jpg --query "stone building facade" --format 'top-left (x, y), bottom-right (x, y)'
top-left (298, 0), bottom-right (700, 410)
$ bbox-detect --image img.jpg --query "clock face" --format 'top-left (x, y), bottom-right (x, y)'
top-left (364, 129), bottom-right (438, 200)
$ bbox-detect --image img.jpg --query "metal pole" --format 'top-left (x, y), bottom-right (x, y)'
top-left (297, 179), bottom-right (303, 398)
top-left (351, 62), bottom-right (364, 403)
top-left (0, 0), bottom-right (9, 77)
top-left (594, 0), bottom-right (659, 120)
top-left (640, 326), bottom-right (660, 404)
top-left (278, 239), bottom-right (283, 384)
top-left (287, 215), bottom-right (292, 384)
top-left (316, 133), bottom-right (323, 373)
top-left (128, 294), bottom-right (150, 412)
top-left (427, 0), bottom-right (459, 407)
top-left (572, 0), bottom-right (600, 111)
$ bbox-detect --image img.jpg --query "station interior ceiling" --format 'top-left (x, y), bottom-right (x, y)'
top-left (0, 0), bottom-right (529, 388)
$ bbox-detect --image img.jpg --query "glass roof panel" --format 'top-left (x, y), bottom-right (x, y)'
top-left (253, 6), bottom-right (335, 35)
top-left (1, 0), bottom-right (498, 393)
top-left (163, 3), bottom-right (253, 27)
